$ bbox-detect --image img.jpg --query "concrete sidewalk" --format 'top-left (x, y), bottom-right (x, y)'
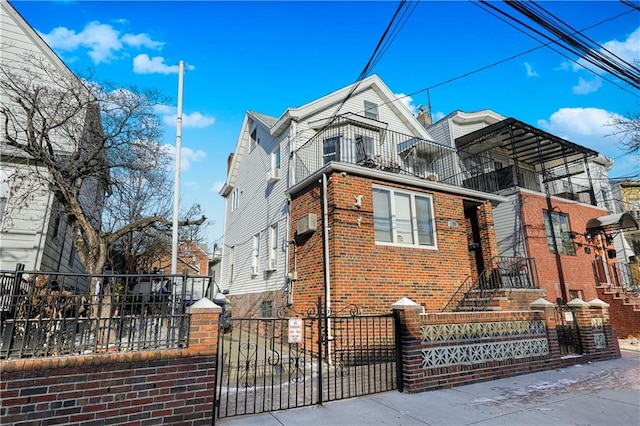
top-left (217, 345), bottom-right (640, 426)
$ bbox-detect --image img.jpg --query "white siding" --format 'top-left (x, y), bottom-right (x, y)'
top-left (220, 121), bottom-right (290, 295)
top-left (492, 193), bottom-right (527, 257)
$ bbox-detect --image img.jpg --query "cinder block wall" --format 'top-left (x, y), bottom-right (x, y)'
top-left (0, 306), bottom-right (220, 425)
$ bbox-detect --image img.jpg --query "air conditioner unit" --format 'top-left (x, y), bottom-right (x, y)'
top-left (266, 258), bottom-right (277, 271)
top-left (251, 265), bottom-right (258, 276)
top-left (297, 213), bottom-right (317, 236)
top-left (267, 168), bottom-right (281, 183)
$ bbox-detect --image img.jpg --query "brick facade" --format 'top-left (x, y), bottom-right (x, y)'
top-left (0, 305), bottom-right (221, 425)
top-left (520, 191), bottom-right (610, 302)
top-left (289, 171), bottom-right (499, 315)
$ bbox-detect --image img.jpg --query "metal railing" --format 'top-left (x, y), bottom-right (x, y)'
top-left (442, 256), bottom-right (539, 312)
top-left (0, 264), bottom-right (218, 359)
top-left (293, 115), bottom-right (458, 184)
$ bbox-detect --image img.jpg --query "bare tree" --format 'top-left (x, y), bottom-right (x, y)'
top-left (610, 111), bottom-right (640, 154)
top-left (1, 52), bottom-right (204, 311)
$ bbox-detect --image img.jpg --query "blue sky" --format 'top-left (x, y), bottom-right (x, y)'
top-left (10, 0), bottom-right (639, 250)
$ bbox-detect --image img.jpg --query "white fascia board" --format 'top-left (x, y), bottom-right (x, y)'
top-left (450, 110), bottom-right (506, 126)
top-left (287, 162), bottom-right (509, 206)
top-left (220, 114), bottom-right (251, 195)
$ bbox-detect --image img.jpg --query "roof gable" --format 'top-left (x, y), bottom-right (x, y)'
top-left (221, 75), bottom-right (435, 194)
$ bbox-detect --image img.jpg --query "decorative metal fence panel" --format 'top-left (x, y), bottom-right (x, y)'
top-left (0, 264), bottom-right (216, 359)
top-left (215, 299), bottom-right (397, 419)
top-left (554, 305), bottom-right (582, 356)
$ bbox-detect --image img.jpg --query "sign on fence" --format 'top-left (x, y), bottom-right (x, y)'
top-left (288, 318), bottom-right (302, 343)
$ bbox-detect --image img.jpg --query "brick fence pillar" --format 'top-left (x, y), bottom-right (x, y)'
top-left (391, 297), bottom-right (424, 393)
top-left (186, 298), bottom-right (222, 355)
top-left (530, 297), bottom-right (561, 359)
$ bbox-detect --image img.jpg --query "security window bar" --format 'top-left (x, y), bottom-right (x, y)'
top-left (543, 210), bottom-right (575, 256)
top-left (373, 186), bottom-right (436, 248)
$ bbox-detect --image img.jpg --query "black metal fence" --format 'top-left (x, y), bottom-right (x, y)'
top-left (216, 298), bottom-right (397, 419)
top-left (0, 264), bottom-right (218, 359)
top-left (554, 304), bottom-right (582, 356)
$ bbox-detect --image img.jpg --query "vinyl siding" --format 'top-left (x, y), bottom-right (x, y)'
top-left (492, 193), bottom-right (527, 257)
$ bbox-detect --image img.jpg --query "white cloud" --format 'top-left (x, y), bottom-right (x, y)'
top-left (156, 104), bottom-right (215, 128)
top-left (133, 54), bottom-right (179, 74)
top-left (524, 62), bottom-right (539, 77)
top-left (572, 77), bottom-right (603, 95)
top-left (432, 111), bottom-right (445, 122)
top-left (395, 93), bottom-right (418, 115)
top-left (39, 22), bottom-right (163, 64)
top-left (162, 144), bottom-right (207, 172)
top-left (211, 181), bottom-right (225, 193)
top-left (536, 107), bottom-right (638, 176)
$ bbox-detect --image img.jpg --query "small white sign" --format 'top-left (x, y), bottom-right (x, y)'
top-left (288, 318), bottom-right (303, 344)
top-left (564, 311), bottom-right (574, 322)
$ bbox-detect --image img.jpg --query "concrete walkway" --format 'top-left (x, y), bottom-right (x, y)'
top-left (217, 344), bottom-right (640, 426)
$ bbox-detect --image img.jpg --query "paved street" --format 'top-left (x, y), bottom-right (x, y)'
top-left (217, 342), bottom-right (640, 426)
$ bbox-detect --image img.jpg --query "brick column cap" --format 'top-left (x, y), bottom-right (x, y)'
top-left (391, 297), bottom-right (424, 312)
top-left (588, 298), bottom-right (610, 308)
top-left (530, 298), bottom-right (555, 309)
top-left (567, 298), bottom-right (589, 308)
top-left (187, 297), bottom-right (222, 314)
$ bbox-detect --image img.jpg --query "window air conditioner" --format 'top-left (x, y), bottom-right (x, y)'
top-left (267, 168), bottom-right (280, 183)
top-left (267, 258), bottom-right (277, 271)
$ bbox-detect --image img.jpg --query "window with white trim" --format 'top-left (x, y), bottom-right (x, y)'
top-left (252, 233), bottom-right (260, 274)
top-left (229, 246), bottom-right (235, 282)
top-left (231, 188), bottom-right (239, 211)
top-left (364, 101), bottom-right (379, 120)
top-left (323, 136), bottom-right (340, 165)
top-left (269, 223), bottom-right (278, 270)
top-left (372, 186), bottom-right (436, 248)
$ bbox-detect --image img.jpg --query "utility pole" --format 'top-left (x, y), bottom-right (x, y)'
top-left (171, 60), bottom-right (184, 275)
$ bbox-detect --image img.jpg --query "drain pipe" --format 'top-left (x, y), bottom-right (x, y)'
top-left (321, 173), bottom-right (332, 360)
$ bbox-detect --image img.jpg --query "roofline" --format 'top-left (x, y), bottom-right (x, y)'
top-left (2, 1), bottom-right (75, 78)
top-left (287, 162), bottom-right (508, 205)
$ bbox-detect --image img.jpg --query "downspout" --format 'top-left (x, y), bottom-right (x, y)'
top-left (286, 121), bottom-right (297, 305)
top-left (321, 172), bottom-right (332, 360)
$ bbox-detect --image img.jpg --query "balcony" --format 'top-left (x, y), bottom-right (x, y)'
top-left (293, 114), bottom-right (457, 184)
top-left (292, 115), bottom-right (599, 206)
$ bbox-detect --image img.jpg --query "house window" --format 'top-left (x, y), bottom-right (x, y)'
top-left (273, 147), bottom-right (281, 170)
top-left (252, 233), bottom-right (260, 274)
top-left (261, 300), bottom-right (273, 317)
top-left (229, 246), bottom-right (235, 282)
top-left (543, 210), bottom-right (575, 255)
top-left (68, 245), bottom-right (76, 267)
top-left (364, 100), bottom-right (378, 120)
top-left (231, 188), bottom-right (239, 211)
top-left (372, 186), bottom-right (436, 248)
top-left (355, 134), bottom-right (375, 166)
top-left (269, 224), bottom-right (278, 270)
top-left (250, 128), bottom-right (258, 151)
top-left (568, 289), bottom-right (584, 301)
top-left (323, 136), bottom-right (340, 165)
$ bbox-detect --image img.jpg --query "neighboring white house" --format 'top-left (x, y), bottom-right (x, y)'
top-left (218, 75), bottom-right (445, 307)
top-left (0, 0), bottom-right (104, 274)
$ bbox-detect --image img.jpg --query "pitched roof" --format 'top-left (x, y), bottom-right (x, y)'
top-left (221, 75), bottom-right (434, 195)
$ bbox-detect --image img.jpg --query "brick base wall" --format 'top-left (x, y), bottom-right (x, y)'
top-left (0, 351), bottom-right (215, 425)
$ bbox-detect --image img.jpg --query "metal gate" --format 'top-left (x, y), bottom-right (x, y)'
top-left (554, 304), bottom-right (582, 355)
top-left (215, 298), bottom-right (398, 419)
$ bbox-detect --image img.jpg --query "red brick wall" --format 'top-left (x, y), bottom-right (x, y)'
top-left (396, 302), bottom-right (619, 393)
top-left (0, 307), bottom-right (220, 425)
top-left (520, 192), bottom-right (608, 302)
top-left (289, 172), bottom-right (498, 314)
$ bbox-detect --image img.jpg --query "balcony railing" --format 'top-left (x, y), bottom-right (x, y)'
top-left (292, 114), bottom-right (597, 206)
top-left (293, 115), bottom-right (458, 184)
